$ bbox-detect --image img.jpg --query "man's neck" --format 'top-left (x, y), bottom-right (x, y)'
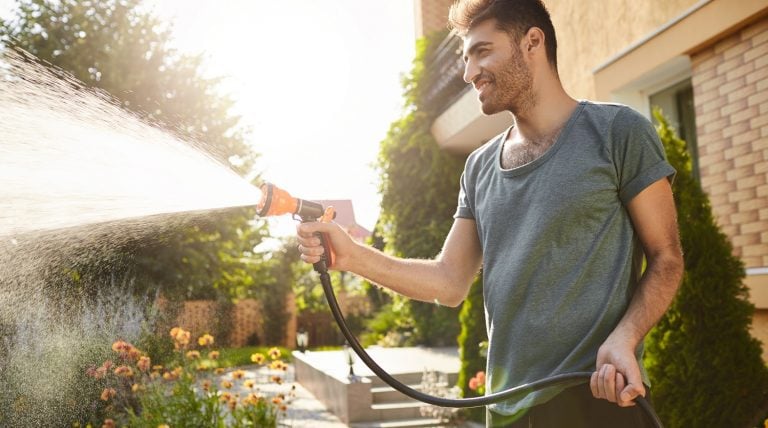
top-left (509, 83), bottom-right (578, 144)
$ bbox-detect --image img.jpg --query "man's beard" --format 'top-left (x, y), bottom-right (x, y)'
top-left (480, 51), bottom-right (535, 116)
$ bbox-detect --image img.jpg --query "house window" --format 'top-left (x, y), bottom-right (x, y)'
top-left (649, 79), bottom-right (700, 181)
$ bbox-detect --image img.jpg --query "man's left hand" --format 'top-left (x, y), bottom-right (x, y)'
top-left (590, 338), bottom-right (645, 407)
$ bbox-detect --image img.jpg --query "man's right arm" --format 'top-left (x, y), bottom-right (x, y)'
top-left (296, 218), bottom-right (482, 307)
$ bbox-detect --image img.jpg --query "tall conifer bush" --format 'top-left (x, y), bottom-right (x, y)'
top-left (645, 110), bottom-right (768, 427)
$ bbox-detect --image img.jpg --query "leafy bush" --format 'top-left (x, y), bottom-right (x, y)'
top-left (644, 110), bottom-right (768, 427)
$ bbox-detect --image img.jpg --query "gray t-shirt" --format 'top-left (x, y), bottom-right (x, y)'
top-left (455, 101), bottom-right (675, 416)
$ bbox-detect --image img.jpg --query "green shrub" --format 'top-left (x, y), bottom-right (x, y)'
top-left (456, 276), bottom-right (487, 422)
top-left (644, 110), bottom-right (768, 427)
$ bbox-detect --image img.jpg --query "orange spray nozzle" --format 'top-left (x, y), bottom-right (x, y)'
top-left (257, 183), bottom-right (329, 222)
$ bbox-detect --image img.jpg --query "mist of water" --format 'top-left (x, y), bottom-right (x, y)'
top-left (0, 48), bottom-right (262, 238)
top-left (0, 45), bottom-right (266, 426)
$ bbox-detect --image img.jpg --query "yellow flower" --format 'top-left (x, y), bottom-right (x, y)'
top-left (158, 425), bottom-right (170, 428)
top-left (198, 334), bottom-right (214, 347)
top-left (231, 369), bottom-right (246, 380)
top-left (269, 360), bottom-right (287, 371)
top-left (268, 347), bottom-right (281, 360)
top-left (271, 375), bottom-right (283, 385)
top-left (221, 380), bottom-right (233, 389)
top-left (250, 353), bottom-right (265, 364)
top-left (243, 379), bottom-right (256, 389)
top-left (243, 392), bottom-right (261, 406)
top-left (219, 391), bottom-right (233, 402)
top-left (132, 383), bottom-right (143, 393)
top-left (201, 380), bottom-right (212, 392)
top-left (185, 350), bottom-right (201, 360)
top-left (208, 351), bottom-right (220, 360)
top-left (100, 388), bottom-right (116, 401)
top-left (227, 398), bottom-right (237, 411)
top-left (214, 368), bottom-right (225, 375)
top-left (137, 356), bottom-right (151, 372)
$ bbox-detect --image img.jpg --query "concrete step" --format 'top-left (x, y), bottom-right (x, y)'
top-left (362, 400), bottom-right (430, 421)
top-left (366, 372), bottom-right (426, 387)
top-left (349, 417), bottom-right (448, 428)
top-left (371, 384), bottom-right (425, 404)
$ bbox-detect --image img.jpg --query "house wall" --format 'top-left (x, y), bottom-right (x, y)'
top-left (550, 0), bottom-right (700, 99)
top-left (691, 18), bottom-right (768, 268)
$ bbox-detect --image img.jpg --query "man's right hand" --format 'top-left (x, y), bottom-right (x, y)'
top-left (296, 221), bottom-right (357, 272)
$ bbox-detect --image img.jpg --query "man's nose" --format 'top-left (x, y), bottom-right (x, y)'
top-left (463, 59), bottom-right (479, 84)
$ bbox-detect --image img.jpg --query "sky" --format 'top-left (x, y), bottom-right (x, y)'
top-left (0, 0), bottom-right (417, 235)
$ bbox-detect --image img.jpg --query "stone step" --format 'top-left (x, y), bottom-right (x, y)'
top-left (349, 417), bottom-right (447, 428)
top-left (364, 400), bottom-right (429, 421)
top-left (370, 384), bottom-right (425, 404)
top-left (366, 372), bottom-right (426, 387)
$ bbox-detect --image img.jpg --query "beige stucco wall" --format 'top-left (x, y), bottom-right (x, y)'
top-left (549, 0), bottom-right (701, 100)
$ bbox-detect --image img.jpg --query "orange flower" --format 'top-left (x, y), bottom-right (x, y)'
top-left (268, 347), bottom-right (281, 360)
top-left (102, 419), bottom-right (115, 428)
top-left (231, 369), bottom-right (246, 380)
top-left (111, 340), bottom-right (132, 353)
top-left (198, 334), bottom-right (214, 347)
top-left (127, 348), bottom-right (142, 361)
top-left (114, 365), bottom-right (134, 378)
top-left (475, 371), bottom-right (486, 384)
top-left (219, 391), bottom-right (233, 402)
top-left (169, 327), bottom-right (191, 349)
top-left (137, 356), bottom-right (151, 372)
top-left (271, 375), bottom-right (283, 385)
top-left (221, 380), bottom-right (233, 389)
top-left (100, 388), bottom-right (116, 401)
top-left (250, 353), bottom-right (265, 364)
top-left (186, 350), bottom-right (201, 360)
top-left (227, 398), bottom-right (237, 411)
top-left (201, 380), bottom-right (212, 392)
top-left (208, 351), bottom-right (220, 360)
top-left (214, 368), bottom-right (225, 375)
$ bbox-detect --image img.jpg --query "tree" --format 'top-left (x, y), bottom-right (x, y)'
top-left (644, 110), bottom-right (768, 427)
top-left (376, 32), bottom-right (467, 346)
top-left (0, 0), bottom-right (269, 299)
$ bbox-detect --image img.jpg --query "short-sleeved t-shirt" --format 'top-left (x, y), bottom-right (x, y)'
top-left (455, 101), bottom-right (675, 416)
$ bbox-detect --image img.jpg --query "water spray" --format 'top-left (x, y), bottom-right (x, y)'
top-left (256, 183), bottom-right (664, 427)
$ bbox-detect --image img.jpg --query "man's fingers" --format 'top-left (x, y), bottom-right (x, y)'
top-left (601, 364), bottom-right (617, 402)
top-left (590, 371), bottom-right (600, 398)
top-left (619, 382), bottom-right (644, 407)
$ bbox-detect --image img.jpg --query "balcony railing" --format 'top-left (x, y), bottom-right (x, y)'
top-left (422, 31), bottom-right (470, 115)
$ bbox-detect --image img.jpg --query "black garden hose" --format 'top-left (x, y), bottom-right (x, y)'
top-left (316, 271), bottom-right (664, 427)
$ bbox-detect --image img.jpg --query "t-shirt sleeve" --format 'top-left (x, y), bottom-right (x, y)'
top-left (455, 170), bottom-right (475, 219)
top-left (612, 107), bottom-right (676, 205)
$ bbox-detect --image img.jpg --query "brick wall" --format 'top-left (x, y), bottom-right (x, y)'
top-left (414, 0), bottom-right (455, 38)
top-left (691, 17), bottom-right (768, 268)
top-left (170, 295), bottom-right (296, 348)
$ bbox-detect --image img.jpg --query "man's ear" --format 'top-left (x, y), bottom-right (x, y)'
top-left (523, 27), bottom-right (545, 53)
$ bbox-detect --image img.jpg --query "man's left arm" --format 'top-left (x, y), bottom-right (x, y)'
top-left (590, 177), bottom-right (684, 407)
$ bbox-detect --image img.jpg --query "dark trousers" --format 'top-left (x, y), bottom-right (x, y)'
top-left (486, 383), bottom-right (655, 428)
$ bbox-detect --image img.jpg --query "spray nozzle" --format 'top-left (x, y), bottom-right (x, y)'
top-left (257, 182), bottom-right (334, 222)
top-left (256, 182), bottom-right (336, 271)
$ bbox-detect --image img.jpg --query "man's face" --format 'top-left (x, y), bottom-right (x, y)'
top-left (462, 19), bottom-right (534, 115)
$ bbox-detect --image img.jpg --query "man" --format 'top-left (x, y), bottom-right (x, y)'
top-left (297, 0), bottom-right (683, 426)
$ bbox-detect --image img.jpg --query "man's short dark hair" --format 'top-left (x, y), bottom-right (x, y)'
top-left (448, 0), bottom-right (558, 72)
